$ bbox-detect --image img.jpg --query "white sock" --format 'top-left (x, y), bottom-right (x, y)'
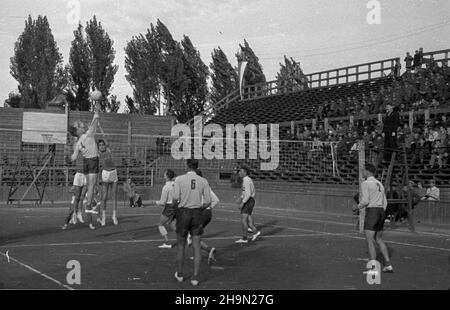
top-left (158, 226), bottom-right (168, 238)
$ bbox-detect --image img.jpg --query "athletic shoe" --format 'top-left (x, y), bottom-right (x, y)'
top-left (77, 212), bottom-right (85, 223)
top-left (235, 238), bottom-right (248, 244)
top-left (85, 209), bottom-right (98, 214)
top-left (187, 234), bottom-right (192, 246)
top-left (382, 265), bottom-right (394, 273)
top-left (158, 243), bottom-right (172, 249)
top-left (247, 228), bottom-right (255, 233)
top-left (96, 217), bottom-right (102, 224)
top-left (112, 216), bottom-right (118, 225)
top-left (251, 231), bottom-right (261, 241)
top-left (174, 272), bottom-right (184, 282)
top-left (89, 224), bottom-right (96, 230)
top-left (62, 224), bottom-right (68, 230)
top-left (190, 277), bottom-right (199, 287)
top-left (208, 248), bottom-right (216, 265)
top-left (100, 217), bottom-right (106, 227)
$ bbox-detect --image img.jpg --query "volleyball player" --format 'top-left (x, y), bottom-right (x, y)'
top-left (70, 110), bottom-right (100, 230)
top-left (62, 137), bottom-right (86, 230)
top-left (235, 166), bottom-right (261, 243)
top-left (153, 169), bottom-right (176, 249)
top-left (98, 139), bottom-right (118, 226)
top-left (356, 163), bottom-right (393, 273)
top-left (172, 159), bottom-right (211, 286)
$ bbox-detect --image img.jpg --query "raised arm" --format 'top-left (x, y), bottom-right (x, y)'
top-left (86, 111), bottom-right (100, 137)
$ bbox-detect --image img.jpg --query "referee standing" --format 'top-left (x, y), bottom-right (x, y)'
top-left (356, 163), bottom-right (393, 273)
top-left (172, 159), bottom-right (211, 286)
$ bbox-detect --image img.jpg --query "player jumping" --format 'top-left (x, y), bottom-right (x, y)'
top-left (70, 110), bottom-right (100, 230)
top-left (62, 138), bottom-right (86, 230)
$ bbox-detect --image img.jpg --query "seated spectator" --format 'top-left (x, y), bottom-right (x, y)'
top-left (424, 127), bottom-right (438, 153)
top-left (405, 180), bottom-right (426, 208)
top-left (421, 180), bottom-right (440, 201)
top-left (429, 139), bottom-right (446, 169)
top-left (123, 178), bottom-right (142, 208)
top-left (439, 115), bottom-right (449, 128)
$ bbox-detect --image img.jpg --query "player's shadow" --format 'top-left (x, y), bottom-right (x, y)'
top-left (113, 216), bottom-right (141, 224)
top-left (98, 225), bottom-right (159, 238)
top-left (203, 231), bottom-right (229, 239)
top-left (0, 224), bottom-right (95, 246)
top-left (253, 220), bottom-right (286, 236)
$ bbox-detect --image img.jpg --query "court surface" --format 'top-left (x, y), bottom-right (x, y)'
top-left (1, 202), bottom-right (449, 290)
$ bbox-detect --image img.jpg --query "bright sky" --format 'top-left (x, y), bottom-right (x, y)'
top-left (1, 0), bottom-right (449, 110)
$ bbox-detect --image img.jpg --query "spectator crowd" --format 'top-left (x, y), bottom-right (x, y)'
top-left (282, 49), bottom-right (450, 172)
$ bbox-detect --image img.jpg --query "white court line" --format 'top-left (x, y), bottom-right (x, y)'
top-left (22, 213), bottom-right (162, 218)
top-left (0, 250), bottom-right (74, 290)
top-left (217, 207), bottom-right (355, 227)
top-left (216, 215), bottom-right (450, 253)
top-left (216, 207), bottom-right (450, 238)
top-left (0, 233), bottom-right (337, 249)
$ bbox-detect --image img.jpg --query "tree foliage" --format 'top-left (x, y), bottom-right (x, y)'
top-left (124, 25), bottom-right (161, 115)
top-left (10, 15), bottom-right (63, 109)
top-left (85, 16), bottom-right (119, 111)
top-left (276, 56), bottom-right (309, 94)
top-left (68, 24), bottom-right (91, 111)
top-left (125, 20), bottom-right (209, 123)
top-left (210, 47), bottom-right (238, 105)
top-left (235, 39), bottom-right (266, 87)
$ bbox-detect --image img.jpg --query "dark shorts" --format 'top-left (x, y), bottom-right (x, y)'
top-left (241, 197), bottom-right (255, 215)
top-left (83, 157), bottom-right (99, 175)
top-left (162, 203), bottom-right (177, 221)
top-left (364, 208), bottom-right (386, 232)
top-left (176, 208), bottom-right (204, 237)
top-left (202, 209), bottom-right (212, 228)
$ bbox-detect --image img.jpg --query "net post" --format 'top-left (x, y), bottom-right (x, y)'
top-left (144, 147), bottom-right (147, 187)
top-left (151, 168), bottom-right (154, 188)
top-left (358, 140), bottom-right (365, 234)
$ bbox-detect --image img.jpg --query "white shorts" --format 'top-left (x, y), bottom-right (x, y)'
top-left (73, 173), bottom-right (87, 187)
top-left (102, 169), bottom-right (118, 183)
